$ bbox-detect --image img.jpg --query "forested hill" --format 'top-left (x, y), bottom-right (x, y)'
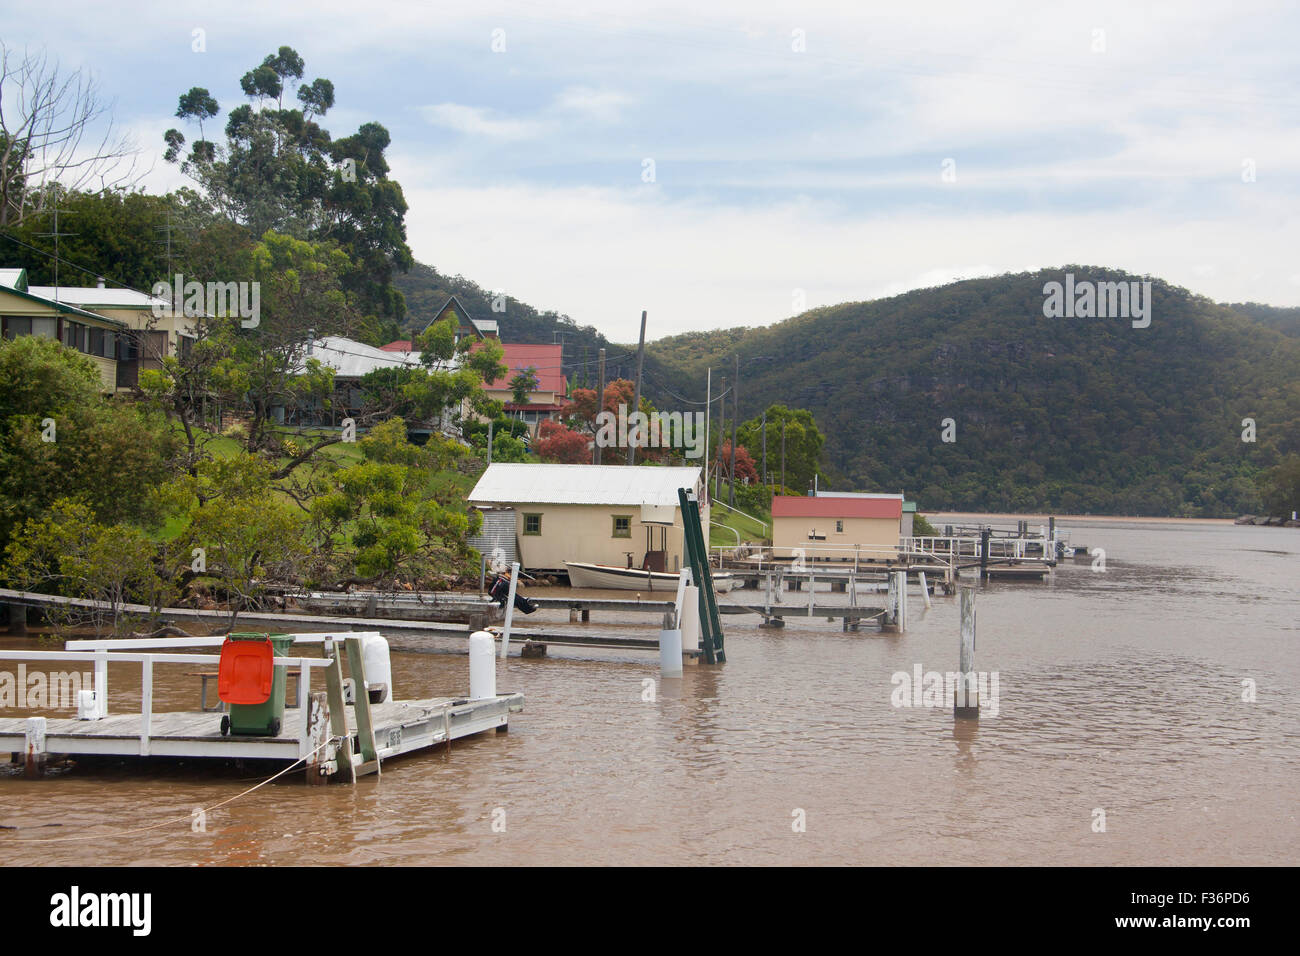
top-left (392, 261), bottom-right (1298, 516)
top-left (644, 268), bottom-right (1300, 517)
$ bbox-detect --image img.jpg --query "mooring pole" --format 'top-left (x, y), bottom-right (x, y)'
top-left (955, 585), bottom-right (979, 719)
top-left (979, 528), bottom-right (991, 580)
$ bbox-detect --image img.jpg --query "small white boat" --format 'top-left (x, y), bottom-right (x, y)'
top-left (564, 561), bottom-right (735, 593)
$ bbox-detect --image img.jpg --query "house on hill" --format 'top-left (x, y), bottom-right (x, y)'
top-left (467, 463), bottom-right (707, 572)
top-left (381, 294), bottom-right (499, 354)
top-left (476, 342), bottom-right (570, 435)
top-left (0, 268), bottom-right (197, 390)
top-left (772, 494), bottom-right (903, 562)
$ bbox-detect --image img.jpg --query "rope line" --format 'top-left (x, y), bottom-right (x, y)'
top-left (3, 736), bottom-right (337, 844)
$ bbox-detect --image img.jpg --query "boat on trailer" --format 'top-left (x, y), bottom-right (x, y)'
top-left (564, 561), bottom-right (736, 593)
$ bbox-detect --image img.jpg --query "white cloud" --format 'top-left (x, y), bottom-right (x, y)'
top-left (553, 86), bottom-right (631, 122)
top-left (419, 103), bottom-right (541, 140)
top-left (400, 181), bottom-right (1300, 341)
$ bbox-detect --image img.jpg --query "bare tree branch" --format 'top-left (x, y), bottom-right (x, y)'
top-left (0, 41), bottom-right (144, 227)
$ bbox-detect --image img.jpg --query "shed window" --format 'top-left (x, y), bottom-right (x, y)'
top-left (612, 515), bottom-right (631, 538)
top-left (835, 520), bottom-right (844, 533)
top-left (523, 513), bottom-right (542, 535)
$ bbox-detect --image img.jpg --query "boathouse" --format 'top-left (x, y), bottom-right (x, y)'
top-left (812, 490), bottom-right (917, 537)
top-left (467, 463), bottom-right (707, 573)
top-left (771, 494), bottom-right (903, 562)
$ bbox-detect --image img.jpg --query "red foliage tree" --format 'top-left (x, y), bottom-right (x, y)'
top-left (568, 379), bottom-right (636, 432)
top-left (715, 440), bottom-right (759, 484)
top-left (536, 419), bottom-right (591, 464)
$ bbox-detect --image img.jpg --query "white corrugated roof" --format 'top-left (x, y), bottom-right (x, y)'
top-left (469, 463), bottom-right (701, 507)
top-left (28, 286), bottom-right (170, 309)
top-left (0, 268), bottom-right (27, 290)
top-left (306, 336), bottom-right (426, 378)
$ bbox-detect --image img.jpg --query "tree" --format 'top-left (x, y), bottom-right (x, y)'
top-left (567, 378), bottom-right (634, 433)
top-left (508, 366), bottom-right (540, 406)
top-left (2, 499), bottom-right (177, 637)
top-left (306, 419), bottom-right (479, 588)
top-left (715, 440), bottom-right (759, 484)
top-left (176, 456), bottom-right (308, 628)
top-left (0, 336), bottom-right (178, 556)
top-left (536, 419), bottom-right (590, 464)
top-left (736, 404), bottom-right (824, 490)
top-left (163, 46), bottom-right (413, 335)
top-left (1258, 455), bottom-right (1300, 517)
top-left (0, 41), bottom-right (141, 227)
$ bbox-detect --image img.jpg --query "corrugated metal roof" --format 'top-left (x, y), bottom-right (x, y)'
top-left (469, 463), bottom-right (701, 507)
top-left (773, 495), bottom-right (902, 519)
top-left (0, 269), bottom-right (28, 291)
top-left (28, 286), bottom-right (169, 309)
top-left (306, 336), bottom-right (427, 378)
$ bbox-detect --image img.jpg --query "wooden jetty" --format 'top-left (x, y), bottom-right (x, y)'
top-left (0, 587), bottom-right (679, 656)
top-left (0, 633), bottom-right (522, 782)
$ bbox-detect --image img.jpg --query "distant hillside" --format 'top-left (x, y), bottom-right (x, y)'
top-left (1223, 301), bottom-right (1300, 337)
top-left (643, 268), bottom-right (1300, 517)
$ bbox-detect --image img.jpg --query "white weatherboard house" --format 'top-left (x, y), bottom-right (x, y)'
top-left (467, 463), bottom-right (708, 573)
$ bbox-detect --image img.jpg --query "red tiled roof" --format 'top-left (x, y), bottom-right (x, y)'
top-left (380, 340), bottom-right (413, 351)
top-left (477, 342), bottom-right (568, 394)
top-left (772, 495), bottom-right (902, 519)
top-left (504, 401), bottom-right (570, 412)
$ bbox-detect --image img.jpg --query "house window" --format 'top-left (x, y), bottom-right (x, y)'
top-left (612, 515), bottom-right (631, 538)
top-left (808, 529), bottom-right (826, 541)
top-left (3, 317), bottom-right (31, 339)
top-left (835, 520), bottom-right (844, 533)
top-left (31, 317), bottom-right (56, 339)
top-left (523, 513), bottom-right (542, 535)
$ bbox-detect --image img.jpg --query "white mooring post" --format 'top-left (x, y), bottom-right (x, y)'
top-left (918, 571), bottom-right (932, 609)
top-left (895, 569), bottom-right (908, 632)
top-left (659, 609), bottom-right (683, 677)
top-left (499, 561), bottom-right (520, 660)
top-left (955, 585), bottom-right (979, 719)
top-left (470, 630), bottom-right (497, 700)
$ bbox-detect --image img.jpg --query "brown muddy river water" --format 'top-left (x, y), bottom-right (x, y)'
top-left (2, 517), bottom-right (1296, 865)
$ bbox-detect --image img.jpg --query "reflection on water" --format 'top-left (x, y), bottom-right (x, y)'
top-left (1, 519), bottom-right (1297, 865)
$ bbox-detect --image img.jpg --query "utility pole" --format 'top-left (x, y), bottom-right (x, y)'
top-left (761, 411), bottom-right (767, 487)
top-left (705, 367), bottom-right (712, 502)
top-left (37, 204), bottom-right (78, 296)
top-left (595, 347), bottom-right (606, 465)
top-left (781, 420), bottom-right (786, 490)
top-left (716, 377), bottom-right (728, 501)
top-left (627, 310), bottom-right (647, 466)
top-left (729, 352), bottom-right (738, 508)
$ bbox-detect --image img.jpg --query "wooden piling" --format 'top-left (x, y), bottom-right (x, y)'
top-left (322, 644), bottom-right (356, 784)
top-left (24, 716), bottom-right (46, 778)
top-left (955, 586), bottom-right (979, 719)
top-left (344, 637), bottom-right (380, 776)
top-left (305, 691), bottom-right (330, 785)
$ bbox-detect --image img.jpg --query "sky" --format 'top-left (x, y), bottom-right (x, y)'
top-left (4, 0), bottom-right (1299, 340)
